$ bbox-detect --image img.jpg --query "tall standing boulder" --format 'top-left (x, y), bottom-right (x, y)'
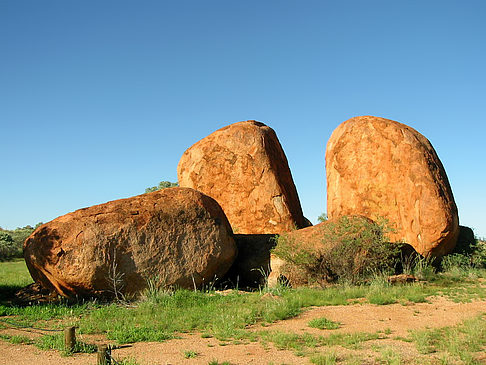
top-left (326, 116), bottom-right (459, 256)
top-left (24, 188), bottom-right (237, 298)
top-left (177, 120), bottom-right (308, 234)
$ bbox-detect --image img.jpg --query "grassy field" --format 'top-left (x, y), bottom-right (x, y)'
top-left (0, 259), bottom-right (485, 364)
top-left (0, 258), bottom-right (33, 303)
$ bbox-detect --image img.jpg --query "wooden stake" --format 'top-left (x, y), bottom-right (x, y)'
top-left (97, 344), bottom-right (111, 365)
top-left (64, 326), bottom-right (76, 352)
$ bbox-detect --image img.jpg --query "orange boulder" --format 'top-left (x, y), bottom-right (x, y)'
top-left (24, 188), bottom-right (237, 298)
top-left (177, 120), bottom-right (309, 234)
top-left (326, 116), bottom-right (459, 256)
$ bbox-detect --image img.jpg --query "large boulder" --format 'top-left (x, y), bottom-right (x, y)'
top-left (326, 116), bottom-right (459, 256)
top-left (177, 120), bottom-right (309, 234)
top-left (24, 188), bottom-right (237, 298)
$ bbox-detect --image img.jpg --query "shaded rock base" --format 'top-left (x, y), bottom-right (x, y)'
top-left (222, 234), bottom-right (276, 289)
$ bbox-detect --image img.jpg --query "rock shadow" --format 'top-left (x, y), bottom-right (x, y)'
top-left (222, 234), bottom-right (276, 289)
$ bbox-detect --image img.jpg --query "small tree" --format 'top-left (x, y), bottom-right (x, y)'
top-left (0, 231), bottom-right (16, 260)
top-left (317, 213), bottom-right (328, 222)
top-left (145, 181), bottom-right (178, 193)
top-left (0, 225), bottom-right (38, 259)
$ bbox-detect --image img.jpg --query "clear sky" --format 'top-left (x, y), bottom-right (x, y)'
top-left (1, 1), bottom-right (485, 238)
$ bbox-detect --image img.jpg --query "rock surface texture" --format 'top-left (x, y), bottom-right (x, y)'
top-left (177, 120), bottom-right (308, 234)
top-left (326, 116), bottom-right (459, 256)
top-left (24, 188), bottom-right (237, 297)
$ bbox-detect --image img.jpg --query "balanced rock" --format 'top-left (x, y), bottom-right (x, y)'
top-left (24, 188), bottom-right (237, 298)
top-left (326, 116), bottom-right (459, 256)
top-left (178, 120), bottom-right (308, 234)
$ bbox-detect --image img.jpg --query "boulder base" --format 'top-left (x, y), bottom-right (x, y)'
top-left (223, 234), bottom-right (276, 288)
top-left (326, 116), bottom-right (459, 256)
top-left (24, 188), bottom-right (237, 297)
top-left (177, 120), bottom-right (309, 234)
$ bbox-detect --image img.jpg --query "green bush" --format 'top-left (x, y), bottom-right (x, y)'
top-left (470, 239), bottom-right (486, 269)
top-left (273, 216), bottom-right (403, 285)
top-left (0, 225), bottom-right (37, 260)
top-left (0, 232), bottom-right (17, 260)
top-left (145, 181), bottom-right (178, 193)
top-left (440, 233), bottom-right (486, 274)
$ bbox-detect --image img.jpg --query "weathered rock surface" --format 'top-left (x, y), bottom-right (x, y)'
top-left (177, 120), bottom-right (309, 234)
top-left (24, 188), bottom-right (237, 298)
top-left (326, 116), bottom-right (459, 256)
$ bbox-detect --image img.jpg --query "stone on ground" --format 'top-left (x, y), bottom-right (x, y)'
top-left (24, 187), bottom-right (237, 298)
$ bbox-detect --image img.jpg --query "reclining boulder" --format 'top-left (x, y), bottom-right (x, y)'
top-left (24, 187), bottom-right (237, 298)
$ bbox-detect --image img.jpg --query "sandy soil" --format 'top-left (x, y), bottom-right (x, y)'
top-left (0, 297), bottom-right (485, 365)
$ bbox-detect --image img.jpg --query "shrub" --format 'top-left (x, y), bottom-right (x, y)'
top-left (317, 213), bottom-right (328, 222)
top-left (145, 181), bottom-right (178, 193)
top-left (469, 239), bottom-right (486, 269)
top-left (0, 225), bottom-right (37, 260)
top-left (0, 231), bottom-right (17, 260)
top-left (308, 317), bottom-right (340, 330)
top-left (440, 229), bottom-right (486, 273)
top-left (273, 216), bottom-right (403, 285)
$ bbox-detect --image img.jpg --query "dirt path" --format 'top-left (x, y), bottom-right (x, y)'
top-left (1, 297), bottom-right (485, 365)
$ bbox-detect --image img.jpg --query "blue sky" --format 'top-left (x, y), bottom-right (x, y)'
top-left (1, 1), bottom-right (485, 238)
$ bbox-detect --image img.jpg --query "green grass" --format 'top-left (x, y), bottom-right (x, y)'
top-left (183, 349), bottom-right (199, 358)
top-left (258, 330), bottom-right (381, 352)
top-left (1, 259), bottom-right (485, 365)
top-left (0, 258), bottom-right (33, 304)
top-left (78, 289), bottom-right (302, 343)
top-left (0, 333), bottom-right (33, 345)
top-left (308, 317), bottom-right (340, 330)
top-left (410, 314), bottom-right (486, 364)
top-left (113, 357), bottom-right (143, 365)
top-left (374, 346), bottom-right (403, 365)
top-left (34, 333), bottom-right (97, 356)
top-left (310, 351), bottom-right (338, 364)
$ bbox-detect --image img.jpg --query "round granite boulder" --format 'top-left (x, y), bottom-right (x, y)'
top-left (24, 188), bottom-right (237, 298)
top-left (326, 116), bottom-right (459, 256)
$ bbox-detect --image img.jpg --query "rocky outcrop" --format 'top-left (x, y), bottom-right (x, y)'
top-left (326, 116), bottom-right (459, 256)
top-left (24, 188), bottom-right (237, 298)
top-left (177, 120), bottom-right (309, 234)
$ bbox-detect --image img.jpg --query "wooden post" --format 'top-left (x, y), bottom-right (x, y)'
top-left (97, 344), bottom-right (111, 365)
top-left (64, 326), bottom-right (76, 352)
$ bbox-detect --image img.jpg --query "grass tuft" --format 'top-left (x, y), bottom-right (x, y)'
top-left (410, 314), bottom-right (486, 362)
top-left (308, 317), bottom-right (340, 330)
top-left (183, 349), bottom-right (198, 358)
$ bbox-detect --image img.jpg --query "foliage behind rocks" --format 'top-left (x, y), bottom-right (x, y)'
top-left (0, 231), bottom-right (17, 260)
top-left (145, 181), bottom-right (178, 193)
top-left (441, 227), bottom-right (486, 272)
top-left (0, 225), bottom-right (40, 260)
top-left (273, 216), bottom-right (404, 284)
